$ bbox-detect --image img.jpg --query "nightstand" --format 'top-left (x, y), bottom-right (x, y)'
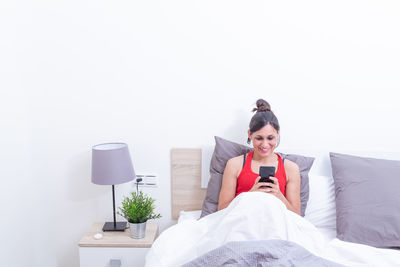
top-left (78, 222), bottom-right (159, 267)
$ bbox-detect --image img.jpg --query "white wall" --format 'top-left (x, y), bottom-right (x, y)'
top-left (1, 0), bottom-right (400, 266)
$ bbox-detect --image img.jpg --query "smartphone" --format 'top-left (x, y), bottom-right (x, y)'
top-left (259, 166), bottom-right (275, 188)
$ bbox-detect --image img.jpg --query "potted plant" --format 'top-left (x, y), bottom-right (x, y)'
top-left (118, 191), bottom-right (161, 239)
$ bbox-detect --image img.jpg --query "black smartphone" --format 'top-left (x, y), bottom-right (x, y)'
top-left (259, 166), bottom-right (276, 188)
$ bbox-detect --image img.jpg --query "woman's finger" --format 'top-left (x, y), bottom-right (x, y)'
top-left (259, 189), bottom-right (271, 193)
top-left (269, 177), bottom-right (280, 190)
top-left (250, 177), bottom-right (263, 192)
top-left (270, 176), bottom-right (278, 184)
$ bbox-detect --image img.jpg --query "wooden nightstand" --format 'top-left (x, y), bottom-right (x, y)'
top-left (78, 222), bottom-right (159, 267)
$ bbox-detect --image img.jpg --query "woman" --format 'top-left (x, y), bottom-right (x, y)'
top-left (218, 99), bottom-right (301, 215)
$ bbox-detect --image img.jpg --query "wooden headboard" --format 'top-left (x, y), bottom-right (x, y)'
top-left (170, 148), bottom-right (207, 220)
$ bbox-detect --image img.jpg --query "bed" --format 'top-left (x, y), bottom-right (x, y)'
top-left (148, 139), bottom-right (400, 267)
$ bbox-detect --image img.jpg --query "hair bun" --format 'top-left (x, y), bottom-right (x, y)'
top-left (252, 99), bottom-right (271, 113)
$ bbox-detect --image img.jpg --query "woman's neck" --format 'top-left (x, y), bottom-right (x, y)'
top-left (252, 151), bottom-right (277, 165)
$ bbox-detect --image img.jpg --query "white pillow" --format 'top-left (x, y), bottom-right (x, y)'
top-left (304, 174), bottom-right (336, 230)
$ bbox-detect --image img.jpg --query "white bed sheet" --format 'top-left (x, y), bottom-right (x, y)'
top-left (176, 172), bottom-right (352, 244)
top-left (177, 210), bottom-right (202, 223)
top-left (150, 193), bottom-right (400, 267)
top-left (178, 209), bottom-right (338, 241)
top-left (178, 173), bottom-right (338, 227)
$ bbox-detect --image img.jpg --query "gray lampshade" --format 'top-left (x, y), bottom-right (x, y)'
top-left (91, 143), bottom-right (135, 185)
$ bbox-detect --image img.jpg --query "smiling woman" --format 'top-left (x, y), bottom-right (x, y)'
top-left (217, 99), bottom-right (301, 214)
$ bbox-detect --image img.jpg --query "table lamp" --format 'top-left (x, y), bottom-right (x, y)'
top-left (91, 142), bottom-right (135, 231)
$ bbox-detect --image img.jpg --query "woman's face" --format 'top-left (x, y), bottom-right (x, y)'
top-left (248, 124), bottom-right (279, 157)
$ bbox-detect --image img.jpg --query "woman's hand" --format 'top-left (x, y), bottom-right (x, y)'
top-left (250, 176), bottom-right (284, 200)
top-left (265, 176), bottom-right (284, 200)
top-left (249, 176), bottom-right (273, 193)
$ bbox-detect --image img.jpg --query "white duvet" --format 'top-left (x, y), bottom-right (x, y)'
top-left (146, 192), bottom-right (400, 267)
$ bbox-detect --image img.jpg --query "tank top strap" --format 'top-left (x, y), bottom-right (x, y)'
top-left (244, 150), bottom-right (254, 169)
top-left (275, 153), bottom-right (287, 184)
top-left (277, 153), bottom-right (283, 164)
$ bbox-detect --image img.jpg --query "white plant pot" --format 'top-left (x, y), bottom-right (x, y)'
top-left (129, 221), bottom-right (147, 239)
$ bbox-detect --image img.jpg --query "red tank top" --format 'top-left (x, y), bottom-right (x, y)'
top-left (235, 151), bottom-right (287, 197)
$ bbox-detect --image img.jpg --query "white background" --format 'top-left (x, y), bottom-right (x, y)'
top-left (1, 0), bottom-right (400, 266)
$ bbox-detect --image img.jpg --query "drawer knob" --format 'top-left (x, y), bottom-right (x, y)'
top-left (110, 259), bottom-right (121, 267)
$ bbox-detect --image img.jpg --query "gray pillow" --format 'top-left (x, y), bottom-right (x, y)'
top-left (201, 137), bottom-right (252, 217)
top-left (330, 152), bottom-right (400, 248)
top-left (280, 153), bottom-right (315, 217)
top-left (200, 136), bottom-right (314, 217)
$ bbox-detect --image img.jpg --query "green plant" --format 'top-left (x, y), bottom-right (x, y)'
top-left (118, 191), bottom-right (161, 224)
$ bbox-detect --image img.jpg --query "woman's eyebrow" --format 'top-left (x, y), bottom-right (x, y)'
top-left (255, 135), bottom-right (275, 138)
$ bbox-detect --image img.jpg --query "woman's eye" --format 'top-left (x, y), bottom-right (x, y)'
top-left (267, 137), bottom-right (274, 141)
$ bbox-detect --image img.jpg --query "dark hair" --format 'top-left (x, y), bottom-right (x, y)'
top-left (247, 99), bottom-right (280, 144)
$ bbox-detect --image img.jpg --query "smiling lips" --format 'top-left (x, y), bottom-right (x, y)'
top-left (260, 148), bottom-right (270, 153)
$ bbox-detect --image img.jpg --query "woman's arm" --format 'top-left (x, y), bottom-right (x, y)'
top-left (281, 160), bottom-right (301, 215)
top-left (267, 160), bottom-right (301, 215)
top-left (217, 158), bottom-right (240, 210)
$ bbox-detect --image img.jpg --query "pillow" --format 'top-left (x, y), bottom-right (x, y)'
top-left (200, 136), bottom-right (315, 217)
top-left (200, 137), bottom-right (252, 217)
top-left (329, 152), bottom-right (400, 248)
top-left (280, 153), bottom-right (315, 216)
top-left (304, 174), bottom-right (336, 229)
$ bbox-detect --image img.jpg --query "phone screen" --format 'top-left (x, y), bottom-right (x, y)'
top-left (259, 166), bottom-right (275, 188)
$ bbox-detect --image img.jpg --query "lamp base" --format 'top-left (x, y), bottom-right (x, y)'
top-left (102, 221), bottom-right (127, 231)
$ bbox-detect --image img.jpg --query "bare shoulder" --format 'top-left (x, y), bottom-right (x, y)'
top-left (226, 154), bottom-right (244, 169)
top-left (283, 159), bottom-right (300, 172)
top-left (283, 159), bottom-right (300, 181)
top-left (224, 154), bottom-right (245, 175)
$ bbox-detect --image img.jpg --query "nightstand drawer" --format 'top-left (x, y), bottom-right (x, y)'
top-left (79, 247), bottom-right (149, 267)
